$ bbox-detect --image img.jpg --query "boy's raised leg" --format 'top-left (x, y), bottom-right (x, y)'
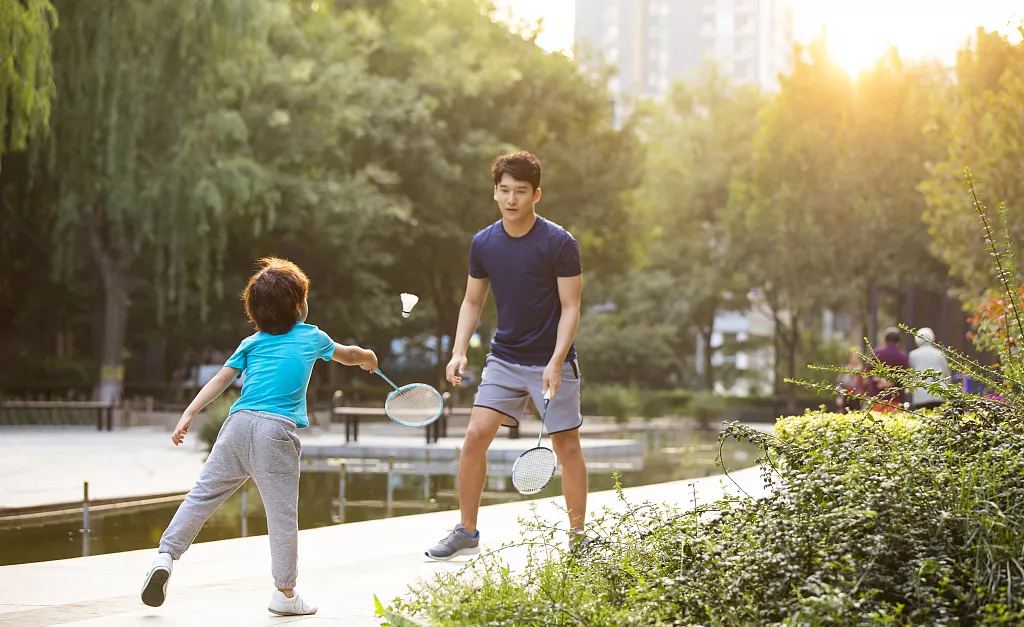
top-left (158, 417), bottom-right (249, 559)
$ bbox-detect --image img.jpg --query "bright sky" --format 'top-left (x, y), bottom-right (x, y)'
top-left (496, 0), bottom-right (1022, 76)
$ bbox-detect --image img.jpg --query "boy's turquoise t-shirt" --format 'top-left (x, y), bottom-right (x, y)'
top-left (224, 322), bottom-right (336, 428)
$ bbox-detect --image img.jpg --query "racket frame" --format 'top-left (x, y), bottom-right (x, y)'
top-left (374, 369), bottom-right (445, 427)
top-left (511, 389), bottom-right (558, 495)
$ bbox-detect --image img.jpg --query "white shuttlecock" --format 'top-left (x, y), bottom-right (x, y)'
top-left (400, 293), bottom-right (419, 318)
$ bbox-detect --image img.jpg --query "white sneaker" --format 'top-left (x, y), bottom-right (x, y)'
top-left (141, 553), bottom-right (173, 607)
top-left (268, 590), bottom-right (318, 616)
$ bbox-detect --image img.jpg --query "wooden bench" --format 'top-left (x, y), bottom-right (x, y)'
top-left (0, 401), bottom-right (118, 430)
top-left (331, 391), bottom-right (468, 443)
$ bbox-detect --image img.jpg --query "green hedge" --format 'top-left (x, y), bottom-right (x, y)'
top-left (387, 402), bottom-right (1024, 625)
top-left (581, 386), bottom-right (692, 422)
top-left (579, 386), bottom-right (827, 424)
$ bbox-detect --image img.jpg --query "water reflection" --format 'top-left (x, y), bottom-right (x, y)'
top-left (0, 428), bottom-right (758, 566)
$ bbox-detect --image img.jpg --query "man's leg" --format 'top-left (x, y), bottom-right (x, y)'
top-left (551, 429), bottom-right (588, 531)
top-left (426, 356), bottom-right (529, 560)
top-left (524, 358), bottom-right (586, 533)
top-left (458, 407), bottom-right (505, 534)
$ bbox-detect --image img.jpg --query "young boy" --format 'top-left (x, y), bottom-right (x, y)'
top-left (141, 257), bottom-right (377, 616)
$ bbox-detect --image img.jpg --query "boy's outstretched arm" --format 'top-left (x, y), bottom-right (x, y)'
top-left (172, 367), bottom-right (240, 446)
top-left (331, 344), bottom-right (378, 372)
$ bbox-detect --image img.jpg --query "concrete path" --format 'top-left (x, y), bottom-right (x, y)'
top-left (0, 427), bottom-right (208, 509)
top-left (0, 426), bottom-right (644, 510)
top-left (0, 465), bottom-right (767, 626)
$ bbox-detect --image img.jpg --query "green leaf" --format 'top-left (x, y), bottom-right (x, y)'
top-left (373, 594), bottom-right (424, 627)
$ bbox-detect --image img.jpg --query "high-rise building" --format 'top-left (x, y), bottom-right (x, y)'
top-left (575, 0), bottom-right (794, 100)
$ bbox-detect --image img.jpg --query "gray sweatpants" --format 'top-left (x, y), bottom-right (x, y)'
top-left (159, 410), bottom-right (302, 589)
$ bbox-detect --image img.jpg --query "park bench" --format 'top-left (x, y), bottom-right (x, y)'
top-left (331, 391), bottom-right (480, 443)
top-left (0, 400), bottom-right (118, 430)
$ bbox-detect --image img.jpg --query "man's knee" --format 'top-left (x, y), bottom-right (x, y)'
top-left (551, 430), bottom-right (584, 461)
top-left (463, 407), bottom-right (505, 451)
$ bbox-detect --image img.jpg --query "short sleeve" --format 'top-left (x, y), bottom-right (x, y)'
top-left (468, 235), bottom-right (488, 279)
top-left (317, 329), bottom-right (336, 361)
top-left (224, 338), bottom-right (250, 376)
top-left (555, 233), bottom-right (582, 277)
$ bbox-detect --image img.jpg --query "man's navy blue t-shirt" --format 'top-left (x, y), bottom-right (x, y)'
top-left (468, 216), bottom-right (582, 367)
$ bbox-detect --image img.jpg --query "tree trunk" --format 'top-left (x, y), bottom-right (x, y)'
top-left (768, 295), bottom-right (783, 401)
top-left (96, 263), bottom-right (128, 404)
top-left (785, 313), bottom-right (800, 412)
top-left (697, 326), bottom-right (715, 393)
top-left (88, 214), bottom-right (132, 405)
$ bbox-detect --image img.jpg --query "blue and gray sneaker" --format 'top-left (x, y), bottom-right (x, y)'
top-left (568, 528), bottom-right (595, 554)
top-left (425, 523), bottom-right (480, 561)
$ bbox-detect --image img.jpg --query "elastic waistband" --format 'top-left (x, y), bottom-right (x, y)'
top-left (228, 409), bottom-right (296, 430)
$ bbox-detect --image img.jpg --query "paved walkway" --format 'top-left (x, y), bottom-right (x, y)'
top-left (0, 426), bottom-right (644, 510)
top-left (0, 465), bottom-right (767, 626)
top-left (0, 428), bottom-right (208, 509)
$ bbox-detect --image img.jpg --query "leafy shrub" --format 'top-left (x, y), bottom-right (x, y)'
top-left (197, 390), bottom-right (239, 452)
top-left (584, 384), bottom-right (636, 424)
top-left (387, 403), bottom-right (1024, 626)
top-left (685, 390), bottom-right (728, 430)
top-left (582, 387), bottom-right (692, 420)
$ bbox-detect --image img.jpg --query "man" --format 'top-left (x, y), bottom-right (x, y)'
top-left (908, 327), bottom-right (950, 411)
top-left (425, 151), bottom-right (587, 560)
top-left (865, 327), bottom-right (910, 412)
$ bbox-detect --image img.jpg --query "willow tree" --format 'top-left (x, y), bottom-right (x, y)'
top-left (0, 0), bottom-right (56, 164)
top-left (47, 0), bottom-right (276, 402)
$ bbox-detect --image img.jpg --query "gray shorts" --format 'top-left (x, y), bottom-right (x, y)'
top-left (473, 354), bottom-right (583, 433)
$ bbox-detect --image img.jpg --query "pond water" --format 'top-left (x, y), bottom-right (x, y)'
top-left (0, 428), bottom-right (760, 566)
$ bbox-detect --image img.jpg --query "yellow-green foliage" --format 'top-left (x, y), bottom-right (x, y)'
top-left (775, 410), bottom-right (922, 447)
top-left (0, 0), bottom-right (57, 163)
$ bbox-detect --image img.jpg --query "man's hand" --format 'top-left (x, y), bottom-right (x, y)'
top-left (446, 354), bottom-right (468, 386)
top-left (172, 413), bottom-right (195, 446)
top-left (542, 361), bottom-right (562, 400)
top-left (360, 349), bottom-right (379, 373)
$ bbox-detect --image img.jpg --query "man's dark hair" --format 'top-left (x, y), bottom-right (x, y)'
top-left (492, 151), bottom-right (542, 191)
top-left (884, 327), bottom-right (901, 344)
top-left (242, 257), bottom-right (310, 335)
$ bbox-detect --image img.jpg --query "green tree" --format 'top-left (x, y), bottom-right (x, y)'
top-left (575, 270), bottom-right (687, 388)
top-left (633, 70), bottom-right (763, 391)
top-left (0, 0), bottom-right (56, 165)
top-left (920, 26), bottom-right (1024, 294)
top-left (355, 0), bottom-right (640, 386)
top-left (46, 0), bottom-right (276, 402)
top-left (840, 50), bottom-right (948, 333)
top-left (732, 39), bottom-right (854, 406)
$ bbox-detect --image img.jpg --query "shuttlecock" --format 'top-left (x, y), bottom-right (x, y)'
top-left (401, 293), bottom-right (419, 318)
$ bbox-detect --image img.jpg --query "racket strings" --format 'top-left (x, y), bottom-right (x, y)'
top-left (512, 447), bottom-right (556, 493)
top-left (386, 386), bottom-right (443, 426)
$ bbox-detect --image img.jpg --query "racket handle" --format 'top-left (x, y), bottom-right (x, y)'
top-left (374, 369), bottom-right (400, 391)
top-left (543, 389), bottom-right (552, 402)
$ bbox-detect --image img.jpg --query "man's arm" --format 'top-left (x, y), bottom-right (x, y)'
top-left (447, 276), bottom-right (490, 384)
top-left (543, 274), bottom-right (583, 397)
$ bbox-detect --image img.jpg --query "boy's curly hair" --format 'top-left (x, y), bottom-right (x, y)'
top-left (242, 257), bottom-right (309, 335)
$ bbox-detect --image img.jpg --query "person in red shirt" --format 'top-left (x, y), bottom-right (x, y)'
top-left (865, 327), bottom-right (910, 412)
